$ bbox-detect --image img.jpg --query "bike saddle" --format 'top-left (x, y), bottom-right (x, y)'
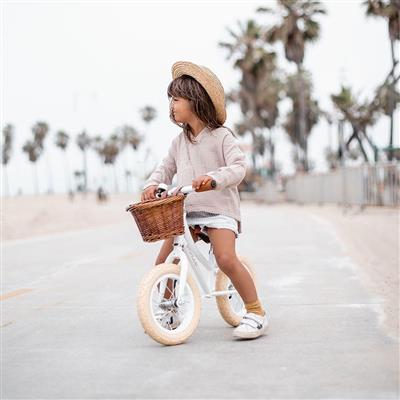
top-left (189, 225), bottom-right (210, 244)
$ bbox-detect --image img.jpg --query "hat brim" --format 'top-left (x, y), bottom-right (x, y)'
top-left (171, 61), bottom-right (226, 125)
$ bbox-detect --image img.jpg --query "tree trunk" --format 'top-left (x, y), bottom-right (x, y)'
top-left (362, 129), bottom-right (378, 162)
top-left (64, 151), bottom-right (71, 193)
top-left (33, 162), bottom-right (39, 195)
top-left (250, 130), bottom-right (257, 170)
top-left (345, 131), bottom-right (357, 149)
top-left (113, 165), bottom-right (119, 193)
top-left (124, 147), bottom-right (130, 193)
top-left (388, 38), bottom-right (396, 161)
top-left (125, 172), bottom-right (130, 193)
top-left (338, 120), bottom-right (345, 166)
top-left (297, 64), bottom-right (308, 172)
top-left (304, 137), bottom-right (309, 170)
top-left (3, 165), bottom-right (10, 197)
top-left (269, 130), bottom-right (276, 177)
top-left (354, 129), bottom-right (369, 162)
top-left (45, 150), bottom-right (54, 194)
top-left (83, 150), bottom-right (88, 194)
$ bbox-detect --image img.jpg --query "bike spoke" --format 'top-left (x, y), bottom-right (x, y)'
top-left (148, 274), bottom-right (194, 333)
top-left (165, 283), bottom-right (174, 297)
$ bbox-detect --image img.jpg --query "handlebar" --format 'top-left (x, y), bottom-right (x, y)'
top-left (155, 179), bottom-right (217, 199)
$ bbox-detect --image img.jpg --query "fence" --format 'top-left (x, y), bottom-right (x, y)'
top-left (285, 162), bottom-right (400, 207)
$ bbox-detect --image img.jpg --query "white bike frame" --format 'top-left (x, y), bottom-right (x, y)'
top-left (157, 184), bottom-right (239, 307)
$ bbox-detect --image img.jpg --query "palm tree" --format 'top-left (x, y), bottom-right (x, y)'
top-left (331, 86), bottom-right (381, 163)
top-left (254, 60), bottom-right (283, 176)
top-left (364, 0), bottom-right (400, 160)
top-left (119, 125), bottom-right (143, 192)
top-left (139, 106), bottom-right (157, 126)
top-left (249, 49), bottom-right (283, 175)
top-left (374, 63), bottom-right (400, 160)
top-left (22, 140), bottom-right (42, 194)
top-left (376, 81), bottom-right (400, 158)
top-left (93, 134), bottom-right (122, 193)
top-left (76, 130), bottom-right (91, 193)
top-left (124, 170), bottom-right (132, 193)
top-left (257, 0), bottom-right (326, 171)
top-left (283, 70), bottom-right (321, 171)
top-left (319, 111), bottom-right (340, 170)
top-left (91, 135), bottom-right (107, 190)
top-left (32, 121), bottom-right (49, 147)
top-left (253, 133), bottom-right (267, 170)
top-left (219, 19), bottom-right (262, 120)
top-left (55, 130), bottom-right (71, 193)
top-left (139, 106), bottom-right (157, 187)
top-left (364, 0), bottom-right (399, 65)
top-left (219, 19), bottom-right (263, 171)
top-left (2, 124), bottom-right (14, 196)
top-left (120, 124), bottom-right (142, 150)
top-left (139, 105), bottom-right (157, 142)
top-left (219, 19), bottom-right (284, 176)
top-left (332, 62), bottom-right (400, 164)
top-left (102, 134), bottom-right (121, 193)
top-left (31, 121), bottom-right (53, 193)
top-left (73, 170), bottom-right (85, 192)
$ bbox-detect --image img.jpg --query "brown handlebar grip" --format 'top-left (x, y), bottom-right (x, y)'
top-left (195, 179), bottom-right (217, 192)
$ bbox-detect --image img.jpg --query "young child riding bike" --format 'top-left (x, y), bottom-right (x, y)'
top-left (141, 61), bottom-right (268, 340)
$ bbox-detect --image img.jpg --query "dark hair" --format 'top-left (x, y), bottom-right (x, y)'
top-left (167, 75), bottom-right (235, 143)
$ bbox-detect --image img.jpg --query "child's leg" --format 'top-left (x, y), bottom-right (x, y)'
top-left (155, 237), bottom-right (174, 265)
top-left (155, 231), bottom-right (199, 299)
top-left (207, 228), bottom-right (265, 316)
top-left (154, 229), bottom-right (199, 265)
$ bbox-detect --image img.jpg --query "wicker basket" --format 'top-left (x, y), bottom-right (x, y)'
top-left (126, 194), bottom-right (185, 242)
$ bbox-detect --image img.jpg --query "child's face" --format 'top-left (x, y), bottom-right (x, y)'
top-left (170, 96), bottom-right (194, 124)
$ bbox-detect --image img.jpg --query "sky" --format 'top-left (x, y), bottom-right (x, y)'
top-left (1, 0), bottom-right (398, 195)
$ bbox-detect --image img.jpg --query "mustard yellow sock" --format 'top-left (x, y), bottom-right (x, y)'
top-left (244, 299), bottom-right (265, 316)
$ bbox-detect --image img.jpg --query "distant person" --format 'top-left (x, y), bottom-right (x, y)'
top-left (97, 186), bottom-right (107, 202)
top-left (68, 190), bottom-right (74, 202)
top-left (141, 61), bottom-right (268, 340)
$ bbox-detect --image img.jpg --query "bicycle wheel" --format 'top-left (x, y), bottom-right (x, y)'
top-left (137, 263), bottom-right (201, 345)
top-left (215, 255), bottom-right (257, 327)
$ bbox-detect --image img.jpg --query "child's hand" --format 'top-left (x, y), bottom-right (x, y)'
top-left (192, 175), bottom-right (213, 190)
top-left (141, 185), bottom-right (158, 201)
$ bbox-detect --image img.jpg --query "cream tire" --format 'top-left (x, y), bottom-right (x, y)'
top-left (215, 255), bottom-right (257, 327)
top-left (137, 263), bottom-right (201, 346)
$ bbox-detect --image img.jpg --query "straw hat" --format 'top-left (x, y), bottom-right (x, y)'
top-left (171, 61), bottom-right (227, 124)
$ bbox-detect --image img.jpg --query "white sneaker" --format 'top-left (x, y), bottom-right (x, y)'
top-left (232, 312), bottom-right (269, 339)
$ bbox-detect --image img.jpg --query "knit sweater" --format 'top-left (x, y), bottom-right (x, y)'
top-left (142, 126), bottom-right (247, 233)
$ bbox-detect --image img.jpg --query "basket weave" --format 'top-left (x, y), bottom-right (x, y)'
top-left (126, 194), bottom-right (185, 242)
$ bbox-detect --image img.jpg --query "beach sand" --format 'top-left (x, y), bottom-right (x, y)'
top-left (2, 192), bottom-right (139, 242)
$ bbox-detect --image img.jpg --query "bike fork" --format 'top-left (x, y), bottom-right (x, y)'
top-left (164, 235), bottom-right (189, 307)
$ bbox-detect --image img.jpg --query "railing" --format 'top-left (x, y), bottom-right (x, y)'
top-left (285, 163), bottom-right (400, 207)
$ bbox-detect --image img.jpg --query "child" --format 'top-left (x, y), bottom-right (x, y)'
top-left (141, 61), bottom-right (268, 340)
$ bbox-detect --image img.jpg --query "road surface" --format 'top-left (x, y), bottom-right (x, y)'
top-left (2, 203), bottom-right (398, 399)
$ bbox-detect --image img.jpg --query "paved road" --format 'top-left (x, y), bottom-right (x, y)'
top-left (2, 203), bottom-right (398, 399)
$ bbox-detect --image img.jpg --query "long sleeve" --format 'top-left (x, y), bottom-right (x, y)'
top-left (142, 138), bottom-right (177, 190)
top-left (206, 133), bottom-right (247, 190)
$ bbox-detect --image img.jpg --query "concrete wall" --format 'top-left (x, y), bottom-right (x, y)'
top-left (285, 163), bottom-right (400, 207)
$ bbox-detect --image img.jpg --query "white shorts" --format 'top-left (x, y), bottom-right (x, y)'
top-left (186, 213), bottom-right (239, 238)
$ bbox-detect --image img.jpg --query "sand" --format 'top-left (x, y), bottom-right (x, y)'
top-left (2, 192), bottom-right (139, 242)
